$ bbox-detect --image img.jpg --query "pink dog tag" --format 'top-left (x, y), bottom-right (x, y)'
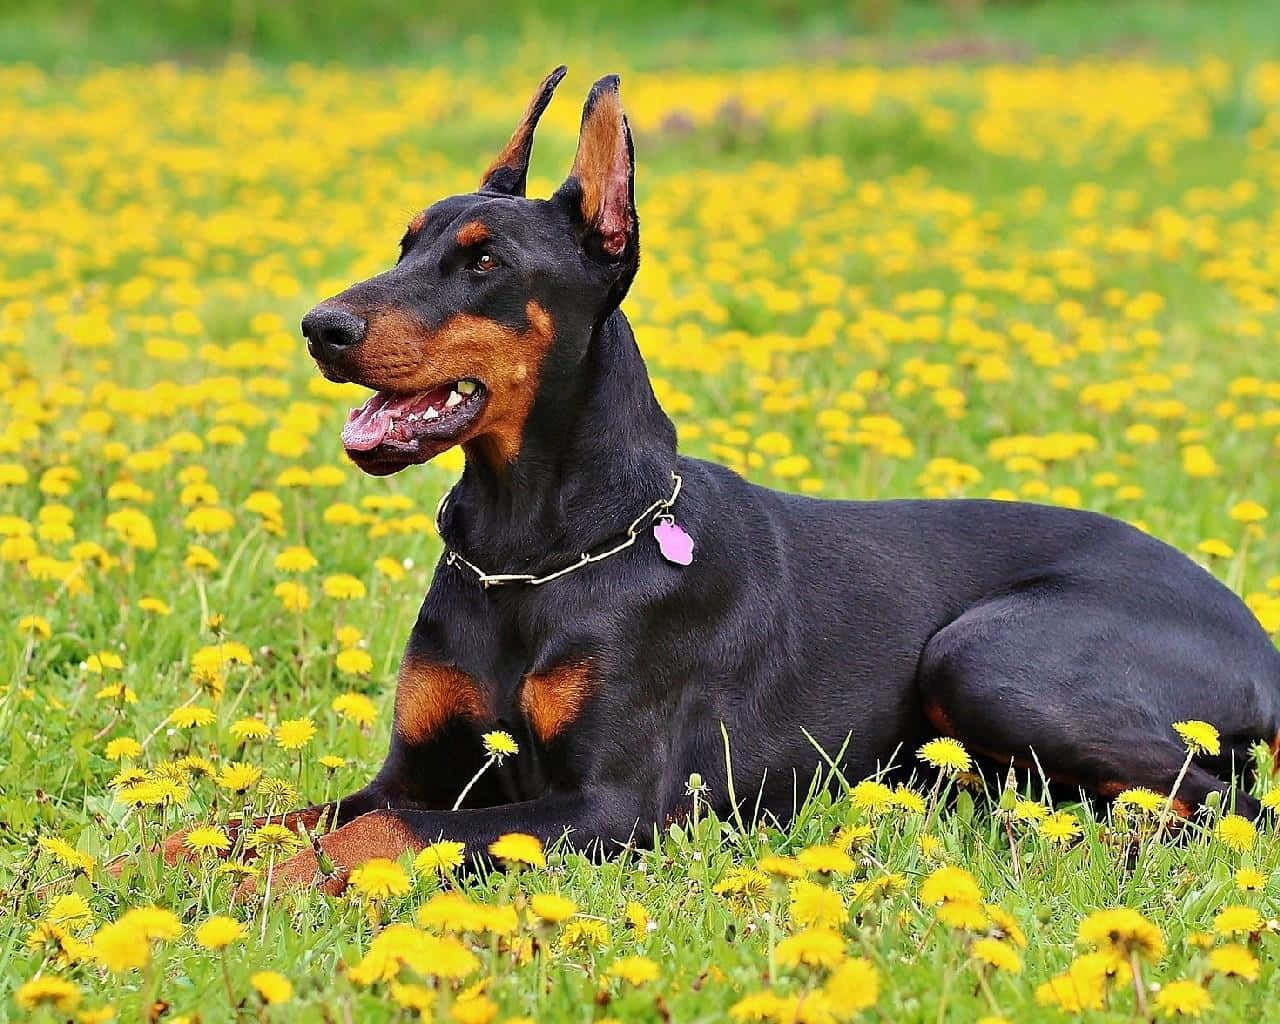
top-left (654, 520), bottom-right (694, 566)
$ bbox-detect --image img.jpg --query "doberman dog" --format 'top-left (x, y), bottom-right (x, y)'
top-left (252, 68), bottom-right (1279, 892)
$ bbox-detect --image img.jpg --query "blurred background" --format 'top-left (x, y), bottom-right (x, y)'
top-left (0, 0), bottom-right (1275, 68)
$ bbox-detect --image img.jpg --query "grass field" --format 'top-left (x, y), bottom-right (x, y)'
top-left (4, 2), bottom-right (1280, 1020)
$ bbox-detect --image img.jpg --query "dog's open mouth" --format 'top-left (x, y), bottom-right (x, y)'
top-left (341, 379), bottom-right (486, 472)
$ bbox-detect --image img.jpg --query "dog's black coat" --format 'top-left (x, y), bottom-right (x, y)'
top-left (290, 70), bottom-right (1280, 876)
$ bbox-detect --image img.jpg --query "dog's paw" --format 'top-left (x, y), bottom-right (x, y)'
top-left (234, 841), bottom-right (350, 903)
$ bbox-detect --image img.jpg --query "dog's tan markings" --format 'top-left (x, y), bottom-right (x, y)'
top-left (521, 661), bottom-right (594, 743)
top-left (1270, 729), bottom-right (1280, 772)
top-left (923, 700), bottom-right (958, 738)
top-left (351, 300), bottom-right (555, 468)
top-left (479, 65), bottom-right (567, 194)
top-left (243, 811), bottom-right (419, 899)
top-left (456, 220), bottom-right (490, 247)
top-left (394, 655), bottom-right (490, 744)
top-left (407, 210), bottom-right (428, 236)
top-left (571, 87), bottom-right (624, 226)
top-left (568, 79), bottom-right (632, 256)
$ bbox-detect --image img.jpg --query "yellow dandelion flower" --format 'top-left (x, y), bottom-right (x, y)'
top-left (892, 785), bottom-right (927, 814)
top-left (250, 971), bottom-right (293, 1005)
top-left (1039, 811), bottom-right (1083, 845)
top-left (415, 841), bottom-right (466, 876)
top-left (559, 919), bottom-right (609, 951)
top-left (248, 824), bottom-right (304, 856)
top-left (824, 956), bottom-right (880, 1014)
top-left (482, 730), bottom-right (519, 760)
top-left (184, 826), bottom-right (230, 856)
top-left (1213, 904), bottom-right (1263, 936)
top-left (971, 937), bottom-right (1022, 973)
top-left (1216, 814), bottom-right (1256, 852)
top-left (917, 737), bottom-right (972, 774)
top-left (983, 904), bottom-right (1027, 948)
top-left (230, 717), bottom-right (271, 741)
top-left (729, 991), bottom-right (788, 1021)
top-left (921, 866), bottom-right (982, 906)
top-left (216, 761), bottom-right (262, 793)
top-left (195, 916), bottom-right (246, 950)
top-left (273, 546), bottom-right (316, 573)
top-left (17, 614), bottom-right (52, 639)
top-left (169, 706), bottom-right (216, 728)
top-left (1114, 787), bottom-right (1165, 816)
top-left (529, 893), bottom-right (577, 924)
top-left (331, 692), bottom-right (377, 726)
top-left (606, 955), bottom-right (660, 986)
top-left (625, 900), bottom-right (650, 932)
top-left (938, 901), bottom-right (990, 930)
top-left (93, 923), bottom-right (150, 972)
top-left (350, 858), bottom-right (411, 901)
top-left (1234, 867), bottom-right (1267, 892)
top-left (451, 993), bottom-right (497, 1024)
top-left (1209, 943), bottom-right (1259, 981)
top-left (335, 648), bottom-right (373, 675)
top-left (1153, 979), bottom-right (1211, 1018)
top-left (322, 573), bottom-right (367, 599)
top-left (118, 907), bottom-right (181, 941)
top-left (375, 556), bottom-right (406, 580)
top-left (849, 779), bottom-right (895, 814)
top-left (488, 832), bottom-right (545, 869)
top-left (796, 844), bottom-right (854, 875)
top-left (776, 927), bottom-right (846, 969)
top-left (104, 737), bottom-right (142, 761)
top-left (758, 854), bottom-right (805, 879)
top-left (45, 893), bottom-right (92, 927)
top-left (1229, 501), bottom-right (1267, 523)
top-left (389, 981), bottom-right (434, 1015)
top-left (1196, 538), bottom-right (1235, 559)
top-left (15, 976), bottom-right (81, 1012)
top-left (275, 717), bottom-right (316, 750)
top-left (1172, 720), bottom-right (1220, 756)
top-left (1077, 907), bottom-right (1165, 962)
top-left (789, 879), bottom-right (846, 929)
top-left (273, 580), bottom-right (310, 611)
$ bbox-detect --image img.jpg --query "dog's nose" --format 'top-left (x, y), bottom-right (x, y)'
top-left (301, 305), bottom-right (366, 357)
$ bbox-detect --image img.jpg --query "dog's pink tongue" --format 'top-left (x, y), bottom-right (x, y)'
top-left (342, 398), bottom-right (392, 451)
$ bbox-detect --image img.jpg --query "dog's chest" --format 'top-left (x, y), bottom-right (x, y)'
top-left (394, 630), bottom-right (596, 750)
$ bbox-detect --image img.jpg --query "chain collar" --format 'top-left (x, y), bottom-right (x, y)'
top-left (434, 471), bottom-right (683, 589)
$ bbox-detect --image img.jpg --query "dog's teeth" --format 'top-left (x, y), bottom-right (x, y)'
top-left (457, 380), bottom-right (477, 396)
top-left (445, 390), bottom-right (462, 408)
top-left (423, 407), bottom-right (439, 420)
top-left (407, 412), bottom-right (418, 422)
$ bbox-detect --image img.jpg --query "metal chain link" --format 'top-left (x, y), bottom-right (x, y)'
top-left (434, 471), bottom-right (682, 589)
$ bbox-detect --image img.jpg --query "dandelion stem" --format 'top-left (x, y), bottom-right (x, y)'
top-left (260, 852), bottom-right (276, 940)
top-left (221, 948), bottom-right (240, 1018)
top-left (453, 756), bottom-right (495, 811)
top-left (1129, 948), bottom-right (1147, 1018)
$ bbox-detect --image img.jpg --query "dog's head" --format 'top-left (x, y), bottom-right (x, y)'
top-left (301, 68), bottom-right (639, 476)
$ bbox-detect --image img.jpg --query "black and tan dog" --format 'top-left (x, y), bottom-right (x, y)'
top-left (248, 69), bottom-right (1279, 890)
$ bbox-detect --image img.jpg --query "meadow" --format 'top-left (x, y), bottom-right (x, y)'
top-left (4, 5), bottom-right (1280, 1021)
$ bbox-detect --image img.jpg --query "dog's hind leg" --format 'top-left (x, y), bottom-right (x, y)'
top-left (916, 585), bottom-right (1277, 818)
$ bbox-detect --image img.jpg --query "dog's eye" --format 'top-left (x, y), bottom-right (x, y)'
top-left (467, 252), bottom-right (497, 274)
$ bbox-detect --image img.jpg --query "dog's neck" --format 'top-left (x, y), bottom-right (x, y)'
top-left (442, 308), bottom-right (677, 573)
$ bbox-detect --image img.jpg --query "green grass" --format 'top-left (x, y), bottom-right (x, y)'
top-left (3, 4), bottom-right (1280, 1021)
top-left (1, 0), bottom-right (1279, 68)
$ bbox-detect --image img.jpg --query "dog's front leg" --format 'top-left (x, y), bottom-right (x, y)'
top-left (247, 789), bottom-right (643, 897)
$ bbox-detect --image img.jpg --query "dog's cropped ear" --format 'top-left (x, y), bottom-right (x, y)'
top-left (555, 75), bottom-right (637, 261)
top-left (479, 65), bottom-right (568, 196)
